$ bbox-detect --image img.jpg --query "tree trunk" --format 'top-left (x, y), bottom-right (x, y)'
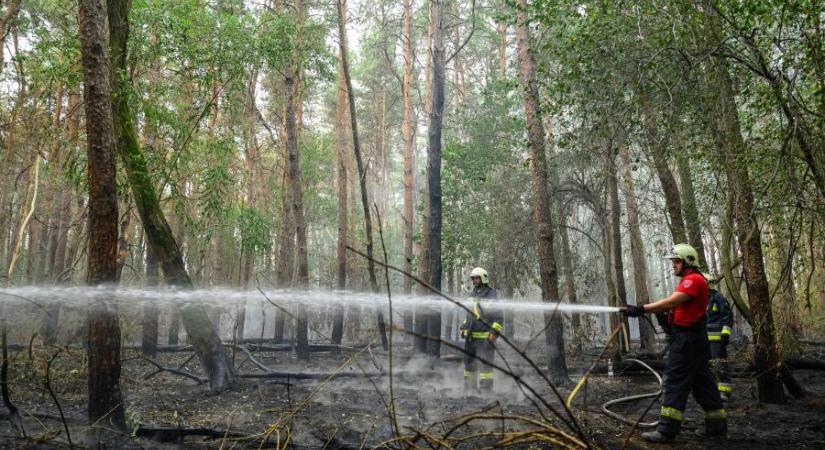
top-left (638, 90), bottom-right (687, 245)
top-left (424, 0), bottom-right (447, 358)
top-left (719, 189), bottom-right (751, 322)
top-left (770, 227), bottom-right (802, 354)
top-left (603, 216), bottom-right (623, 363)
top-left (498, 21), bottom-right (507, 80)
top-left (414, 0), bottom-right (436, 352)
top-left (706, 5), bottom-right (784, 403)
top-left (284, 64), bottom-right (310, 359)
top-left (45, 86), bottom-right (65, 281)
top-left (114, 208), bottom-right (132, 280)
top-left (332, 55), bottom-right (348, 347)
top-left (0, 0), bottom-right (19, 68)
top-left (78, 0), bottom-right (126, 428)
top-left (675, 148), bottom-right (706, 267)
top-left (142, 237), bottom-right (159, 357)
top-left (401, 0), bottom-right (416, 304)
top-left (337, 0), bottom-right (388, 351)
top-left (606, 149), bottom-right (630, 352)
top-left (515, 0), bottom-right (569, 383)
top-left (545, 119), bottom-right (581, 351)
top-left (273, 168), bottom-right (294, 343)
top-left (41, 86), bottom-right (68, 343)
top-left (558, 214), bottom-right (581, 347)
top-left (107, 0), bottom-right (233, 391)
top-left (52, 92), bottom-right (80, 282)
top-left (619, 144), bottom-right (656, 351)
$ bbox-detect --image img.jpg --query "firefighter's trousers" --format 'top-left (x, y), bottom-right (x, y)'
top-left (658, 324), bottom-right (727, 437)
top-left (463, 334), bottom-right (495, 392)
top-left (709, 341), bottom-right (732, 397)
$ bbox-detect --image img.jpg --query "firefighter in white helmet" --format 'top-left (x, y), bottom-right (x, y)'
top-left (459, 267), bottom-right (502, 393)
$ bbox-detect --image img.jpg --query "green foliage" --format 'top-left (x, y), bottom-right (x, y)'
top-left (237, 204), bottom-right (270, 255)
top-left (442, 79), bottom-right (532, 284)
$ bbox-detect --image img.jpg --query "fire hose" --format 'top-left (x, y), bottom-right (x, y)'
top-left (601, 358), bottom-right (662, 429)
top-left (564, 318), bottom-right (665, 430)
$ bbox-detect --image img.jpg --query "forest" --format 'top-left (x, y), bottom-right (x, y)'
top-left (1, 0), bottom-right (825, 448)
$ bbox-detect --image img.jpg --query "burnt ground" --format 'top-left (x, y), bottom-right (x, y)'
top-left (1, 338), bottom-right (824, 449)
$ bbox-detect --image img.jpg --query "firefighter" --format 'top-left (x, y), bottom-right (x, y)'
top-left (621, 244), bottom-right (726, 443)
top-left (460, 267), bottom-right (502, 393)
top-left (703, 273), bottom-right (734, 401)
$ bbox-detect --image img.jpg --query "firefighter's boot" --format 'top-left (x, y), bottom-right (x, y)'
top-left (697, 409), bottom-right (727, 437)
top-left (641, 430), bottom-right (676, 443)
top-left (646, 406), bottom-right (681, 442)
top-left (463, 370), bottom-right (477, 394)
top-left (479, 371), bottom-right (494, 393)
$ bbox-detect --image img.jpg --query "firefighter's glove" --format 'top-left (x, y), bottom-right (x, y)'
top-left (460, 326), bottom-right (467, 339)
top-left (621, 305), bottom-right (645, 317)
top-left (721, 334), bottom-right (730, 346)
top-left (488, 333), bottom-right (498, 343)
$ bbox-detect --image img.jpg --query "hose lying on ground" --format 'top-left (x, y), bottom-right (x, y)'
top-left (601, 358), bottom-right (662, 429)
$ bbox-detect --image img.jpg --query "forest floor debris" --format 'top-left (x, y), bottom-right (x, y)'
top-left (0, 340), bottom-right (824, 448)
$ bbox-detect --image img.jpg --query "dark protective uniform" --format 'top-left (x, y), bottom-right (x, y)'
top-left (706, 289), bottom-right (734, 398)
top-left (657, 269), bottom-right (727, 438)
top-left (460, 285), bottom-right (502, 392)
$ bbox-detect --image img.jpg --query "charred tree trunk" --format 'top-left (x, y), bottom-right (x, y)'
top-left (424, 0), bottom-right (447, 358)
top-left (337, 0), bottom-right (388, 351)
top-left (332, 55), bottom-right (348, 347)
top-left (414, 1), bottom-right (436, 353)
top-left (284, 66), bottom-right (310, 359)
top-left (107, 0), bottom-right (233, 390)
top-left (515, 0), bottom-right (569, 383)
top-left (78, 0), bottom-right (126, 428)
top-left (414, 187), bottom-right (431, 351)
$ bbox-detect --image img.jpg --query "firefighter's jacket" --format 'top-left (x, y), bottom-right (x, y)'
top-left (706, 289), bottom-right (733, 341)
top-left (461, 285), bottom-right (503, 340)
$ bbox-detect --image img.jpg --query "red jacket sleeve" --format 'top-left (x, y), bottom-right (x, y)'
top-left (675, 276), bottom-right (700, 299)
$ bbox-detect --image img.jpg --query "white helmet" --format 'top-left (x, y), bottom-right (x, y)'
top-left (470, 267), bottom-right (489, 284)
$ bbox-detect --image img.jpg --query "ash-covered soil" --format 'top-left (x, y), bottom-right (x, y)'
top-left (1, 338), bottom-right (824, 449)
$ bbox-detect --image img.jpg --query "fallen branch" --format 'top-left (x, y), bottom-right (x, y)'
top-left (135, 425), bottom-right (248, 444)
top-left (139, 355), bottom-right (206, 385)
top-left (241, 343), bottom-right (350, 353)
top-left (229, 345), bottom-right (273, 373)
top-left (784, 357), bottom-right (825, 371)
